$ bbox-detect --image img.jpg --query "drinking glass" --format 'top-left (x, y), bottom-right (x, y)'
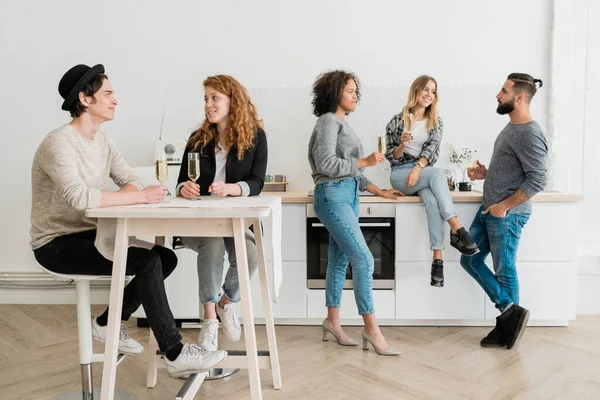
top-left (188, 152), bottom-right (200, 200)
top-left (155, 153), bottom-right (168, 202)
top-left (377, 135), bottom-right (389, 171)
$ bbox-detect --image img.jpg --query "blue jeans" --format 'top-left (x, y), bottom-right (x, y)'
top-left (460, 206), bottom-right (530, 311)
top-left (390, 164), bottom-right (457, 250)
top-left (313, 177), bottom-right (375, 315)
top-left (180, 230), bottom-right (258, 304)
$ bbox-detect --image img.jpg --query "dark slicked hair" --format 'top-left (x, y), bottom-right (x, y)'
top-left (507, 73), bottom-right (543, 102)
top-left (311, 70), bottom-right (361, 117)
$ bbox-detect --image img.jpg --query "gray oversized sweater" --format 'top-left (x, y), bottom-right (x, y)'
top-left (30, 124), bottom-right (142, 250)
top-left (308, 113), bottom-right (372, 190)
top-left (483, 121), bottom-right (547, 215)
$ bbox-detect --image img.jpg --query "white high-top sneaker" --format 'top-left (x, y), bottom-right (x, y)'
top-left (197, 319), bottom-right (219, 351)
top-left (164, 344), bottom-right (227, 379)
top-left (91, 316), bottom-right (143, 355)
top-left (217, 303), bottom-right (242, 342)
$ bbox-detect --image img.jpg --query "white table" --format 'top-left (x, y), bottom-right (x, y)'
top-left (86, 197), bottom-right (282, 400)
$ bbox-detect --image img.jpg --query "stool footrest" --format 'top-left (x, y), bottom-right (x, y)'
top-left (176, 372), bottom-right (208, 400)
top-left (153, 350), bottom-right (272, 370)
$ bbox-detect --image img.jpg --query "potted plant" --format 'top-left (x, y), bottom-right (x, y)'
top-left (449, 146), bottom-right (477, 192)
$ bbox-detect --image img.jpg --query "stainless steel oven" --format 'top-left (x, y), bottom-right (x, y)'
top-left (306, 203), bottom-right (395, 289)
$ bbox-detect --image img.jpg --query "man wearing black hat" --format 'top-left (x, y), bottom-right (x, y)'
top-left (30, 64), bottom-right (227, 378)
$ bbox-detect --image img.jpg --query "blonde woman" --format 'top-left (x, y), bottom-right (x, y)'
top-left (176, 75), bottom-right (267, 351)
top-left (386, 75), bottom-right (478, 287)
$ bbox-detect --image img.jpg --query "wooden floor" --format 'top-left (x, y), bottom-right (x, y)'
top-left (0, 305), bottom-right (599, 400)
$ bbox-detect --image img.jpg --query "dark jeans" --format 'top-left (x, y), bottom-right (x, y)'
top-left (34, 229), bottom-right (182, 353)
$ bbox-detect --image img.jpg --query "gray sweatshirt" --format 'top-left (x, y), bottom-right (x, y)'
top-left (308, 113), bottom-right (372, 190)
top-left (30, 124), bottom-right (142, 249)
top-left (483, 121), bottom-right (547, 215)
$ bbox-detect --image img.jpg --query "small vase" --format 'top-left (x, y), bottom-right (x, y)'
top-left (444, 169), bottom-right (456, 191)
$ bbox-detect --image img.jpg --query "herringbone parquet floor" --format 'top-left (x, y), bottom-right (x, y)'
top-left (0, 305), bottom-right (598, 400)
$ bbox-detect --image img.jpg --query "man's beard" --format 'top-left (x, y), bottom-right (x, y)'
top-left (496, 100), bottom-right (515, 115)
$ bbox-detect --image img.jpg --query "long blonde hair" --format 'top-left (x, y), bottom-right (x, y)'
top-left (187, 75), bottom-right (263, 160)
top-left (403, 75), bottom-right (439, 132)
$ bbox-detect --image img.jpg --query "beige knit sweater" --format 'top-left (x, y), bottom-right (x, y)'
top-left (30, 124), bottom-right (142, 250)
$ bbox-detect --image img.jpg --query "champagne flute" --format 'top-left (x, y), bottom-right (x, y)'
top-left (403, 110), bottom-right (414, 133)
top-left (155, 153), bottom-right (168, 202)
top-left (377, 135), bottom-right (389, 171)
top-left (187, 152), bottom-right (200, 200)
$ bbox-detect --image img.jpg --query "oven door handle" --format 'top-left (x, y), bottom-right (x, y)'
top-left (311, 222), bottom-right (391, 228)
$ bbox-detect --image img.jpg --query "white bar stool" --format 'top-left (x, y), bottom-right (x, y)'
top-left (37, 263), bottom-right (132, 400)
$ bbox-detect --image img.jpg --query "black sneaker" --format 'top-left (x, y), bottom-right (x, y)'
top-left (480, 317), bottom-right (507, 348)
top-left (430, 259), bottom-right (444, 287)
top-left (450, 227), bottom-right (479, 256)
top-left (499, 304), bottom-right (530, 350)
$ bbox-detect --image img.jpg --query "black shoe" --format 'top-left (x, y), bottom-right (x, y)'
top-left (430, 259), bottom-right (444, 287)
top-left (480, 317), bottom-right (507, 348)
top-left (499, 304), bottom-right (530, 350)
top-left (450, 227), bottom-right (479, 256)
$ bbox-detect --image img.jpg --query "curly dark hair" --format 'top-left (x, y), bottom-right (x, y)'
top-left (311, 70), bottom-right (361, 117)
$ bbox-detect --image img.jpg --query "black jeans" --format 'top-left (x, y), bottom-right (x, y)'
top-left (34, 229), bottom-right (182, 353)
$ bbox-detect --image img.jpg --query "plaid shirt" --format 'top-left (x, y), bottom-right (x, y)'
top-left (384, 113), bottom-right (443, 167)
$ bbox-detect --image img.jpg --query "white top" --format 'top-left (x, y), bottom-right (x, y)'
top-left (212, 143), bottom-right (228, 196)
top-left (405, 119), bottom-right (429, 158)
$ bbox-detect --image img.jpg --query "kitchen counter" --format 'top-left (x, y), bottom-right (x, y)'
top-left (262, 190), bottom-right (583, 204)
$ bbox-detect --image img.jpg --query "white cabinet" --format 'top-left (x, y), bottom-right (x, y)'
top-left (484, 262), bottom-right (577, 321)
top-left (269, 262), bottom-right (307, 319)
top-left (395, 262), bottom-right (485, 320)
top-left (262, 203), bottom-right (306, 262)
top-left (393, 200), bottom-right (579, 325)
top-left (395, 203), bottom-right (479, 262)
top-left (514, 203), bottom-right (579, 262)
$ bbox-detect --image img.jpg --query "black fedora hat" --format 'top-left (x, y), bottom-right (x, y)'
top-left (58, 64), bottom-right (105, 111)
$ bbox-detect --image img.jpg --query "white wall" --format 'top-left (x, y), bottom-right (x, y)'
top-left (1, 1), bottom-right (595, 311)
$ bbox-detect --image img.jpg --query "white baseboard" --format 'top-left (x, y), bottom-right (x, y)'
top-left (0, 288), bottom-right (110, 305)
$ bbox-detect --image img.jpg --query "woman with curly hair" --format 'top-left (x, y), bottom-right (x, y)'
top-left (308, 70), bottom-right (402, 356)
top-left (385, 75), bottom-right (478, 288)
top-left (176, 75), bottom-right (267, 351)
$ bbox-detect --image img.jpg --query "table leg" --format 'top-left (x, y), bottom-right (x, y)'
top-left (233, 218), bottom-right (262, 400)
top-left (253, 219), bottom-right (282, 389)
top-left (100, 219), bottom-right (129, 400)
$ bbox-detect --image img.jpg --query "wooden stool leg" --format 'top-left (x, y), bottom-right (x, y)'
top-left (146, 235), bottom-right (166, 388)
top-left (253, 220), bottom-right (282, 389)
top-left (234, 218), bottom-right (262, 400)
top-left (146, 334), bottom-right (159, 388)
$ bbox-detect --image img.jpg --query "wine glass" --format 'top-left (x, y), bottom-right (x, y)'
top-left (466, 160), bottom-right (477, 181)
top-left (403, 111), bottom-right (414, 133)
top-left (187, 152), bottom-right (200, 200)
top-left (155, 153), bottom-right (168, 202)
top-left (377, 135), bottom-right (389, 171)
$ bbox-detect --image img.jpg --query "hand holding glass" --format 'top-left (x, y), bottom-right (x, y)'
top-left (155, 153), bottom-right (169, 202)
top-left (377, 135), bottom-right (389, 171)
top-left (466, 160), bottom-right (477, 181)
top-left (187, 152), bottom-right (200, 200)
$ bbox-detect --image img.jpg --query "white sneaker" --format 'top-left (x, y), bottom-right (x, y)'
top-left (164, 344), bottom-right (227, 379)
top-left (218, 303), bottom-right (242, 342)
top-left (198, 319), bottom-right (219, 351)
top-left (91, 316), bottom-right (144, 355)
